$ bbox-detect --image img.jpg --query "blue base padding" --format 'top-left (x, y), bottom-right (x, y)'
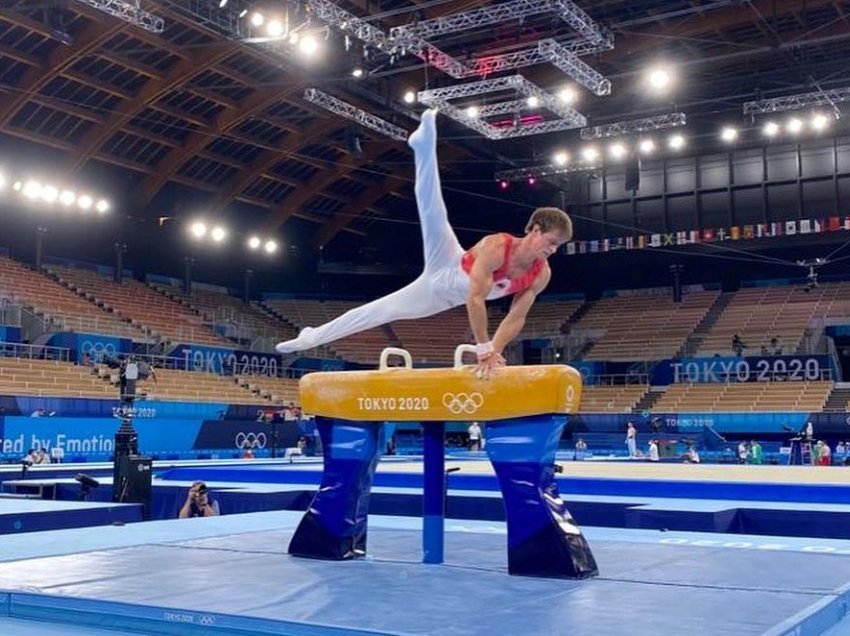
top-left (0, 500), bottom-right (142, 534)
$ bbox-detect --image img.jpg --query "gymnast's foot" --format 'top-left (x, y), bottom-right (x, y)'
top-left (275, 327), bottom-right (316, 354)
top-left (407, 108), bottom-right (438, 153)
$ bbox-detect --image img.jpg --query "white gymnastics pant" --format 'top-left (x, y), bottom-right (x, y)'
top-left (275, 110), bottom-right (469, 354)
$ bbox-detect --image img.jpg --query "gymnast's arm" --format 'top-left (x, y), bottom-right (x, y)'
top-left (465, 234), bottom-right (505, 350)
top-left (492, 264), bottom-right (551, 355)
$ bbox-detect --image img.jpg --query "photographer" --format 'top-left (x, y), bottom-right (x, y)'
top-left (178, 481), bottom-right (220, 518)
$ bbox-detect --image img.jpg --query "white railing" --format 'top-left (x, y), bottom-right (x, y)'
top-left (0, 341), bottom-right (70, 361)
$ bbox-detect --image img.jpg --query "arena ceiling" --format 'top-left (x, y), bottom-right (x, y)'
top-left (1, 0), bottom-right (849, 265)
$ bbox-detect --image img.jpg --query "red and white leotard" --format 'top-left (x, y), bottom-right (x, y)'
top-left (461, 233), bottom-right (545, 299)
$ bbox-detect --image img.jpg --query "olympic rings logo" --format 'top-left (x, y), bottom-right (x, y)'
top-left (566, 386), bottom-right (575, 404)
top-left (442, 392), bottom-right (484, 415)
top-left (235, 432), bottom-right (267, 449)
top-left (81, 340), bottom-right (117, 362)
top-left (199, 616), bottom-right (216, 626)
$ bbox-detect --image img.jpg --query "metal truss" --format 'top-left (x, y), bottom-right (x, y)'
top-left (742, 87), bottom-right (850, 115)
top-left (74, 0), bottom-right (164, 32)
top-left (580, 113), bottom-right (686, 139)
top-left (462, 35), bottom-right (611, 78)
top-left (494, 161), bottom-right (600, 181)
top-left (390, 0), bottom-right (610, 50)
top-left (303, 88), bottom-right (409, 141)
top-left (159, 0), bottom-right (248, 37)
top-left (419, 76), bottom-right (585, 140)
top-left (309, 0), bottom-right (390, 51)
top-left (539, 39), bottom-right (609, 95)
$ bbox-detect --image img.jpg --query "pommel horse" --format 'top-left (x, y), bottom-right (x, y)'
top-left (290, 346), bottom-right (598, 579)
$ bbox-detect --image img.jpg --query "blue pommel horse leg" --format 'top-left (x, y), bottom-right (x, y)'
top-left (288, 346), bottom-right (598, 579)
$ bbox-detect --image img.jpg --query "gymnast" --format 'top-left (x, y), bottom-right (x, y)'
top-left (276, 108), bottom-right (573, 379)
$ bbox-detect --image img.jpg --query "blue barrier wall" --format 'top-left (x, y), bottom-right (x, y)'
top-left (0, 326), bottom-right (21, 343)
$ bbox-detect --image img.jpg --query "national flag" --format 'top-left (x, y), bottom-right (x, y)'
top-left (689, 230), bottom-right (701, 244)
top-left (703, 228), bottom-right (715, 242)
top-left (578, 241), bottom-right (587, 254)
top-left (650, 233), bottom-right (661, 247)
top-left (812, 219), bottom-right (823, 233)
top-left (601, 238), bottom-right (610, 252)
top-left (771, 222), bottom-right (784, 236)
top-left (676, 231), bottom-right (688, 245)
top-left (828, 216), bottom-right (840, 231)
top-left (844, 216), bottom-right (850, 230)
top-left (625, 236), bottom-right (634, 249)
top-left (756, 223), bottom-right (768, 238)
top-left (716, 228), bottom-right (728, 241)
top-left (799, 219), bottom-right (811, 234)
top-left (589, 240), bottom-right (599, 253)
top-left (785, 220), bottom-right (797, 235)
top-left (566, 242), bottom-right (576, 255)
top-left (743, 225), bottom-right (754, 239)
top-left (638, 235), bottom-right (647, 249)
top-left (730, 226), bottom-right (740, 240)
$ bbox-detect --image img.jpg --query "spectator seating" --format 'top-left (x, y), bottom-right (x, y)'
top-left (516, 299), bottom-right (584, 338)
top-left (151, 283), bottom-right (297, 352)
top-left (391, 308), bottom-right (471, 365)
top-left (697, 282), bottom-right (850, 357)
top-left (234, 375), bottom-right (299, 405)
top-left (578, 384), bottom-right (649, 413)
top-left (129, 368), bottom-right (263, 404)
top-left (576, 290), bottom-right (720, 361)
top-left (50, 266), bottom-right (230, 347)
top-left (651, 381), bottom-right (832, 412)
top-left (0, 358), bottom-right (115, 398)
top-left (0, 257), bottom-right (144, 340)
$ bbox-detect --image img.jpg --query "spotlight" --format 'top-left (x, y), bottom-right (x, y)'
top-left (581, 146), bottom-right (599, 162)
top-left (720, 126), bottom-right (738, 142)
top-left (59, 190), bottom-right (75, 206)
top-left (526, 95), bottom-right (539, 108)
top-left (264, 240), bottom-right (278, 254)
top-left (250, 12), bottom-right (264, 27)
top-left (811, 113), bottom-right (830, 131)
top-left (23, 180), bottom-right (42, 199)
top-left (13, 181), bottom-right (21, 191)
top-left (288, 31), bottom-right (300, 45)
top-left (558, 87), bottom-right (577, 104)
top-left (299, 34), bottom-right (319, 56)
top-left (210, 226), bottom-right (227, 242)
top-left (638, 139), bottom-right (655, 154)
top-left (351, 66), bottom-right (365, 79)
top-left (77, 194), bottom-right (93, 210)
top-left (248, 236), bottom-right (261, 250)
top-left (465, 105), bottom-right (479, 119)
top-left (219, 0), bottom-right (229, 7)
top-left (95, 199), bottom-right (109, 214)
top-left (0, 174), bottom-right (5, 190)
top-left (668, 134), bottom-right (685, 150)
top-left (238, 8), bottom-right (248, 19)
top-left (552, 151), bottom-right (569, 166)
top-left (190, 221), bottom-right (207, 238)
top-left (527, 176), bottom-right (536, 186)
top-left (266, 19), bottom-right (284, 37)
top-left (499, 180), bottom-right (509, 190)
top-left (647, 67), bottom-right (671, 90)
top-left (41, 185), bottom-right (58, 203)
top-left (609, 142), bottom-right (626, 159)
top-left (763, 121), bottom-right (779, 137)
top-left (787, 117), bottom-right (803, 134)
top-left (403, 90), bottom-right (416, 104)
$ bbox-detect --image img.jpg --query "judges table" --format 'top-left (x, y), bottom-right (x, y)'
top-left (289, 347), bottom-right (598, 579)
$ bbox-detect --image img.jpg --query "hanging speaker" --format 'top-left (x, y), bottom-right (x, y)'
top-left (625, 154), bottom-right (641, 191)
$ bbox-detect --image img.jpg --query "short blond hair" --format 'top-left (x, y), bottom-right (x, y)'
top-left (525, 207), bottom-right (572, 240)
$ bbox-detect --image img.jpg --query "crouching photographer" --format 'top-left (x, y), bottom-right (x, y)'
top-left (178, 481), bottom-right (220, 518)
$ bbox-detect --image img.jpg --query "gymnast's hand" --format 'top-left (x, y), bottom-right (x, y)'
top-left (474, 351), bottom-right (506, 380)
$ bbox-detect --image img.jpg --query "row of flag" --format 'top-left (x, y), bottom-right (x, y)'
top-left (563, 216), bottom-right (850, 255)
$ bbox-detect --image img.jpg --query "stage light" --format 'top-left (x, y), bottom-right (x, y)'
top-left (638, 139), bottom-right (655, 154)
top-left (190, 221), bottom-right (207, 238)
top-left (351, 66), bottom-right (365, 79)
top-left (527, 176), bottom-right (536, 186)
top-left (787, 117), bottom-right (803, 134)
top-left (264, 240), bottom-right (278, 254)
top-left (609, 142), bottom-right (626, 159)
top-left (526, 95), bottom-right (540, 108)
top-left (266, 19), bottom-right (284, 37)
top-left (299, 34), bottom-right (319, 56)
top-left (41, 184), bottom-right (58, 203)
top-left (219, 0), bottom-right (229, 8)
top-left (465, 105), bottom-right (479, 119)
top-left (238, 8), bottom-right (248, 19)
top-left (668, 134), bottom-right (685, 150)
top-left (288, 31), bottom-right (300, 45)
top-left (763, 121), bottom-right (779, 137)
top-left (553, 151), bottom-right (569, 166)
top-left (250, 12), bottom-right (264, 27)
top-left (499, 180), bottom-right (509, 190)
top-left (720, 126), bottom-right (738, 142)
top-left (811, 113), bottom-right (830, 131)
top-left (247, 236), bottom-right (261, 250)
top-left (403, 90), bottom-right (416, 104)
top-left (0, 174), bottom-right (5, 190)
top-left (13, 181), bottom-right (21, 191)
top-left (558, 87), bottom-right (577, 104)
top-left (23, 180), bottom-right (41, 199)
top-left (95, 200), bottom-right (109, 214)
top-left (59, 190), bottom-right (75, 206)
top-left (210, 226), bottom-right (227, 242)
top-left (581, 146), bottom-right (599, 162)
top-left (77, 194), bottom-right (93, 210)
top-left (647, 67), bottom-right (671, 90)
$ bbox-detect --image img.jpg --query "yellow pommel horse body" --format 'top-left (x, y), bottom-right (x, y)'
top-left (288, 347), bottom-right (599, 579)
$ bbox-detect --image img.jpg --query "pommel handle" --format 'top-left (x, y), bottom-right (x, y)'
top-left (379, 347), bottom-right (413, 370)
top-left (454, 344), bottom-right (478, 369)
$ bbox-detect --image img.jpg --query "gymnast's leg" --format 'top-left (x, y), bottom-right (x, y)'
top-left (275, 275), bottom-right (451, 353)
top-left (407, 108), bottom-right (464, 273)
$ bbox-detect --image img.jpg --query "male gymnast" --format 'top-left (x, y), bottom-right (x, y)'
top-left (276, 109), bottom-right (572, 378)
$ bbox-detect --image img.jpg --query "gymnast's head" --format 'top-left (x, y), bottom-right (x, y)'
top-left (524, 207), bottom-right (572, 257)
